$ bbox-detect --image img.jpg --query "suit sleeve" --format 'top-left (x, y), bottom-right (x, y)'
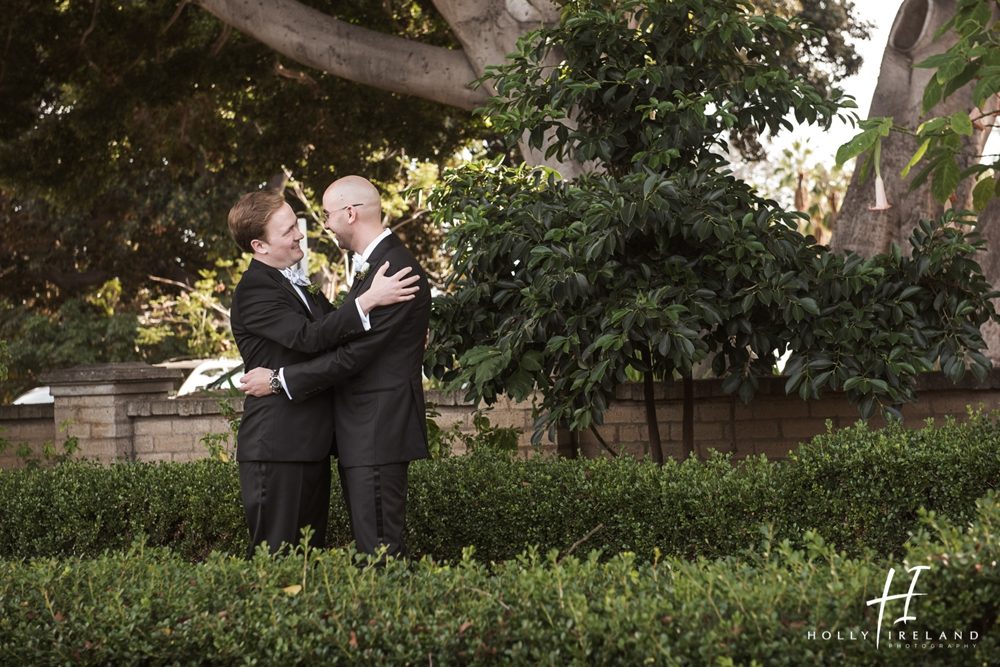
top-left (234, 276), bottom-right (366, 354)
top-left (281, 281), bottom-right (421, 402)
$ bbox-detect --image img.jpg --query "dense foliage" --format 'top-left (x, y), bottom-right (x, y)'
top-left (0, 0), bottom-right (874, 402)
top-left (1, 493), bottom-right (996, 665)
top-left (2, 416), bottom-right (998, 563)
top-left (1, 1), bottom-right (476, 305)
top-left (425, 0), bottom-right (998, 446)
top-left (0, 1), bottom-right (482, 399)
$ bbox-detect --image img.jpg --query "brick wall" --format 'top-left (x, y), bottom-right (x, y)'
top-left (0, 404), bottom-right (57, 467)
top-left (2, 363), bottom-right (999, 467)
top-left (566, 372), bottom-right (1000, 460)
top-left (129, 397), bottom-right (241, 463)
top-left (422, 371), bottom-right (1000, 460)
top-left (424, 391), bottom-right (543, 455)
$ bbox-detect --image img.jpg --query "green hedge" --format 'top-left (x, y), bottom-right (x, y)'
top-left (1, 416), bottom-right (998, 562)
top-left (2, 494), bottom-right (996, 665)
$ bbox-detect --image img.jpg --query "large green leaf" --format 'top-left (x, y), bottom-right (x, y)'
top-left (931, 158), bottom-right (961, 204)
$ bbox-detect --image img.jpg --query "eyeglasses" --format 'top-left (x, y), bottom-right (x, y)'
top-left (326, 203), bottom-right (365, 220)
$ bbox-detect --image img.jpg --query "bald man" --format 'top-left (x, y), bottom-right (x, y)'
top-left (240, 176), bottom-right (431, 559)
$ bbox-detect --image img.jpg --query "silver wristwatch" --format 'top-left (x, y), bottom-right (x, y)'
top-left (269, 369), bottom-right (282, 395)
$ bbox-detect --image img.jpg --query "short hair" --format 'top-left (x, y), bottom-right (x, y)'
top-left (227, 189), bottom-right (285, 253)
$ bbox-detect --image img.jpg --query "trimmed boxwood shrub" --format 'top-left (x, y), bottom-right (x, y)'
top-left (0, 457), bottom-right (247, 560)
top-left (0, 415), bottom-right (998, 562)
top-left (1, 494), bottom-right (996, 665)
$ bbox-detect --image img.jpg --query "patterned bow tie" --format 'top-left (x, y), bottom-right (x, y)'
top-left (280, 265), bottom-right (310, 287)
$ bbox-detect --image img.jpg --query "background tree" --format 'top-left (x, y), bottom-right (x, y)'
top-left (187, 0), bottom-right (869, 163)
top-left (832, 0), bottom-right (1000, 359)
top-left (424, 0), bottom-right (997, 460)
top-left (1, 0), bottom-right (478, 305)
top-left (0, 0), bottom-right (870, 399)
top-left (0, 1), bottom-right (481, 399)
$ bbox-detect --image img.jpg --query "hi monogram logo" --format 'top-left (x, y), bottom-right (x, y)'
top-left (805, 563), bottom-right (979, 651)
top-left (865, 565), bottom-right (930, 649)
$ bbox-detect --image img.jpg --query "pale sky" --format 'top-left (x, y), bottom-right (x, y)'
top-left (777, 1), bottom-right (903, 162)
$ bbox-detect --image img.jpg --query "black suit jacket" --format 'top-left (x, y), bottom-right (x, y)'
top-left (230, 259), bottom-right (367, 462)
top-left (283, 234), bottom-right (431, 468)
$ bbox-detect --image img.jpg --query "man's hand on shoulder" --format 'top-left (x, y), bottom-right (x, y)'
top-left (357, 262), bottom-right (420, 314)
top-left (240, 367), bottom-right (276, 397)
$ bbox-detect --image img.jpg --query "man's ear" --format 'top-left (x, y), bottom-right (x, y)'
top-left (250, 238), bottom-right (267, 254)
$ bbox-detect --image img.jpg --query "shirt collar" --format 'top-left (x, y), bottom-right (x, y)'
top-left (357, 228), bottom-right (392, 264)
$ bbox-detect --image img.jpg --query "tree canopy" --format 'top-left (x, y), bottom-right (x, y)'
top-left (1, 0), bottom-right (480, 310)
top-left (425, 0), bottom-right (997, 455)
top-left (1, 0), bottom-right (872, 310)
top-left (0, 0), bottom-right (481, 397)
top-left (0, 0), bottom-right (871, 400)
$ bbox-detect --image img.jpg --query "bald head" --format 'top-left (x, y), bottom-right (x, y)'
top-left (321, 175), bottom-right (385, 253)
top-left (324, 176), bottom-right (380, 218)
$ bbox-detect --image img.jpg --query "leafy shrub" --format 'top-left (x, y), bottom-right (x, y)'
top-left (0, 459), bottom-right (246, 560)
top-left (0, 416), bottom-right (997, 562)
top-left (1, 494), bottom-right (996, 665)
top-left (773, 415), bottom-right (1000, 556)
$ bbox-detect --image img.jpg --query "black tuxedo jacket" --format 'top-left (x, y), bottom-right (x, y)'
top-left (283, 234), bottom-right (431, 468)
top-left (230, 258), bottom-right (367, 462)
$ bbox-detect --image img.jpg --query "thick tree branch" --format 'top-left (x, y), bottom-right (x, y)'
top-left (193, 0), bottom-right (488, 110)
top-left (431, 0), bottom-right (559, 85)
top-left (432, 0), bottom-right (588, 178)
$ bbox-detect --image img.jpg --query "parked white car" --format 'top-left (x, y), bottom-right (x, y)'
top-left (174, 358), bottom-right (243, 396)
top-left (11, 386), bottom-right (53, 405)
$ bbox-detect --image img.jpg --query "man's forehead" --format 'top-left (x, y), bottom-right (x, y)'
top-left (322, 186), bottom-right (348, 207)
top-left (325, 177), bottom-right (377, 203)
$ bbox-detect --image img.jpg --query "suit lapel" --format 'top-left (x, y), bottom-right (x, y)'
top-left (306, 287), bottom-right (328, 315)
top-left (349, 235), bottom-right (398, 296)
top-left (283, 280), bottom-right (316, 319)
top-left (250, 259), bottom-right (316, 319)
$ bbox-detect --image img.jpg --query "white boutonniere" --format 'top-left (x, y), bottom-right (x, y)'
top-left (354, 261), bottom-right (371, 282)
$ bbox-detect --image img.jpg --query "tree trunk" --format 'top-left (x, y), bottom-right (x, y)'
top-left (430, 1), bottom-right (589, 178)
top-left (831, 0), bottom-right (1000, 360)
top-left (192, 0), bottom-right (589, 175)
top-left (641, 348), bottom-right (664, 464)
top-left (682, 374), bottom-right (695, 460)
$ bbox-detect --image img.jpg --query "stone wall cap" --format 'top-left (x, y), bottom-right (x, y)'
top-left (40, 363), bottom-right (184, 386)
top-left (127, 395), bottom-right (245, 417)
top-left (0, 403), bottom-right (55, 419)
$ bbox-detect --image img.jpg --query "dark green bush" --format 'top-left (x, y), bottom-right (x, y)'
top-left (1, 494), bottom-right (996, 665)
top-left (0, 459), bottom-right (243, 559)
top-left (0, 416), bottom-right (998, 562)
top-left (774, 415), bottom-right (1000, 556)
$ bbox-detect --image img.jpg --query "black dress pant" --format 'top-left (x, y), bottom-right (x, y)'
top-left (338, 461), bottom-right (409, 558)
top-left (239, 458), bottom-right (331, 558)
